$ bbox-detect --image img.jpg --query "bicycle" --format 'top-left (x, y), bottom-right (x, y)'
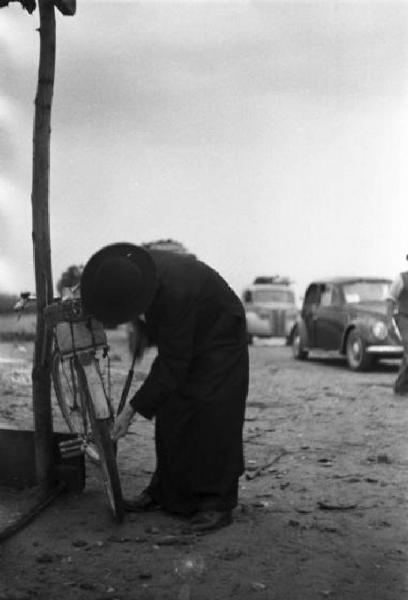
top-left (15, 289), bottom-right (127, 523)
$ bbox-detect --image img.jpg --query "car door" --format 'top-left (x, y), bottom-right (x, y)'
top-left (301, 284), bottom-right (321, 347)
top-left (314, 284), bottom-right (346, 350)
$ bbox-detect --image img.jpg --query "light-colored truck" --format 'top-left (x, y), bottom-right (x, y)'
top-left (242, 276), bottom-right (298, 344)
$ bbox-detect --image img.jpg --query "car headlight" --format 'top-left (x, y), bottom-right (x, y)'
top-left (372, 320), bottom-right (388, 340)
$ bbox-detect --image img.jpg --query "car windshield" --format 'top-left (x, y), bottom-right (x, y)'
top-left (342, 281), bottom-right (391, 304)
top-left (253, 289), bottom-right (295, 304)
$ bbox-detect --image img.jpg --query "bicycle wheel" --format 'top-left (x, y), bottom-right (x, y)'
top-left (75, 360), bottom-right (124, 523)
top-left (52, 352), bottom-right (100, 463)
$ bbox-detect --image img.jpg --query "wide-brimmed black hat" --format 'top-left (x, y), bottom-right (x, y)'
top-left (80, 243), bottom-right (157, 325)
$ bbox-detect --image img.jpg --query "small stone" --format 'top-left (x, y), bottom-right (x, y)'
top-left (377, 454), bottom-right (391, 464)
top-left (145, 526), bottom-right (160, 534)
top-left (36, 553), bottom-right (55, 564)
top-left (251, 581), bottom-right (267, 591)
top-left (252, 500), bottom-right (269, 508)
top-left (107, 535), bottom-right (131, 543)
top-left (79, 582), bottom-right (96, 590)
top-left (288, 519), bottom-right (300, 527)
top-left (72, 539), bottom-right (88, 547)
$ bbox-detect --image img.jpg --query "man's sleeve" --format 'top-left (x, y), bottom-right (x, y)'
top-left (129, 308), bottom-right (196, 419)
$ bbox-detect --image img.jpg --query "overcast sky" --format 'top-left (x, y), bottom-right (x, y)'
top-left (1, 1), bottom-right (408, 299)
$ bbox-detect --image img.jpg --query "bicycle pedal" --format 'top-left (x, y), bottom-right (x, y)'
top-left (59, 438), bottom-right (85, 457)
top-left (60, 447), bottom-right (85, 458)
top-left (59, 437), bottom-right (83, 448)
top-left (60, 449), bottom-right (84, 459)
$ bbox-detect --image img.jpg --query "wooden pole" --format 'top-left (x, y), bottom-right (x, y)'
top-left (31, 0), bottom-right (56, 491)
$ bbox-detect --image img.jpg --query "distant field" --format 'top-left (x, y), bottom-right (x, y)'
top-left (0, 313), bottom-right (36, 341)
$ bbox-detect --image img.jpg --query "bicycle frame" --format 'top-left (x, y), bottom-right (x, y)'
top-left (44, 297), bottom-right (114, 417)
top-left (15, 291), bottom-right (124, 522)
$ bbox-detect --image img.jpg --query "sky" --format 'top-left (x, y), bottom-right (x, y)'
top-left (1, 0), bottom-right (408, 301)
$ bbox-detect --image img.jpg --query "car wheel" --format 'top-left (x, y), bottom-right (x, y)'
top-left (345, 330), bottom-right (373, 371)
top-left (292, 327), bottom-right (308, 360)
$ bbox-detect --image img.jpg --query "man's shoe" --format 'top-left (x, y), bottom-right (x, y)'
top-left (188, 510), bottom-right (232, 533)
top-left (122, 492), bottom-right (159, 512)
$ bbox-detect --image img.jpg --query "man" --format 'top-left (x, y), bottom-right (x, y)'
top-left (386, 257), bottom-right (408, 395)
top-left (81, 242), bottom-right (249, 532)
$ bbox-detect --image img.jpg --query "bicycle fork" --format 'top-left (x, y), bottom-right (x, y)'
top-left (58, 354), bottom-right (112, 459)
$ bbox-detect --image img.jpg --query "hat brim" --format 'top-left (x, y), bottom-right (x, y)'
top-left (80, 243), bottom-right (157, 324)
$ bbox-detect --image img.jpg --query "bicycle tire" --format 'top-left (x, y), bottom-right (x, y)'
top-left (75, 360), bottom-right (124, 523)
top-left (52, 352), bottom-right (100, 463)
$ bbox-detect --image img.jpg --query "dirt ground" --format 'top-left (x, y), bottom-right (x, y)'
top-left (1, 328), bottom-right (408, 600)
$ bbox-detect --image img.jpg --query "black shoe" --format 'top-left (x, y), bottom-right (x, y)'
top-left (188, 510), bottom-right (232, 533)
top-left (122, 492), bottom-right (159, 512)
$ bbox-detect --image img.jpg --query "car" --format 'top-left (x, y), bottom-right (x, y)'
top-left (242, 276), bottom-right (298, 344)
top-left (291, 276), bottom-right (403, 371)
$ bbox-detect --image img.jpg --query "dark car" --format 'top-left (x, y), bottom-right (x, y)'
top-left (292, 277), bottom-right (403, 371)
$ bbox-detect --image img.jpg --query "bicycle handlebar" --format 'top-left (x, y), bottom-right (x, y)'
top-left (14, 293), bottom-right (62, 313)
top-left (14, 287), bottom-right (81, 313)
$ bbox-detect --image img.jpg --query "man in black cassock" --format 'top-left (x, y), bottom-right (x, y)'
top-left (81, 242), bottom-right (249, 532)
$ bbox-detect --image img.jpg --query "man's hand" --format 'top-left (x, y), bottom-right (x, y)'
top-left (111, 404), bottom-right (136, 441)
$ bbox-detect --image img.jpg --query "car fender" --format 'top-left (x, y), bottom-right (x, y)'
top-left (341, 321), bottom-right (369, 354)
top-left (341, 325), bottom-right (355, 354)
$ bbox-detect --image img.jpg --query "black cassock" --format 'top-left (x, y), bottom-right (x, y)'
top-left (129, 250), bottom-right (249, 515)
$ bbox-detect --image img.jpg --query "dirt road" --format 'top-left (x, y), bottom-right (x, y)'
top-left (0, 334), bottom-right (408, 600)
